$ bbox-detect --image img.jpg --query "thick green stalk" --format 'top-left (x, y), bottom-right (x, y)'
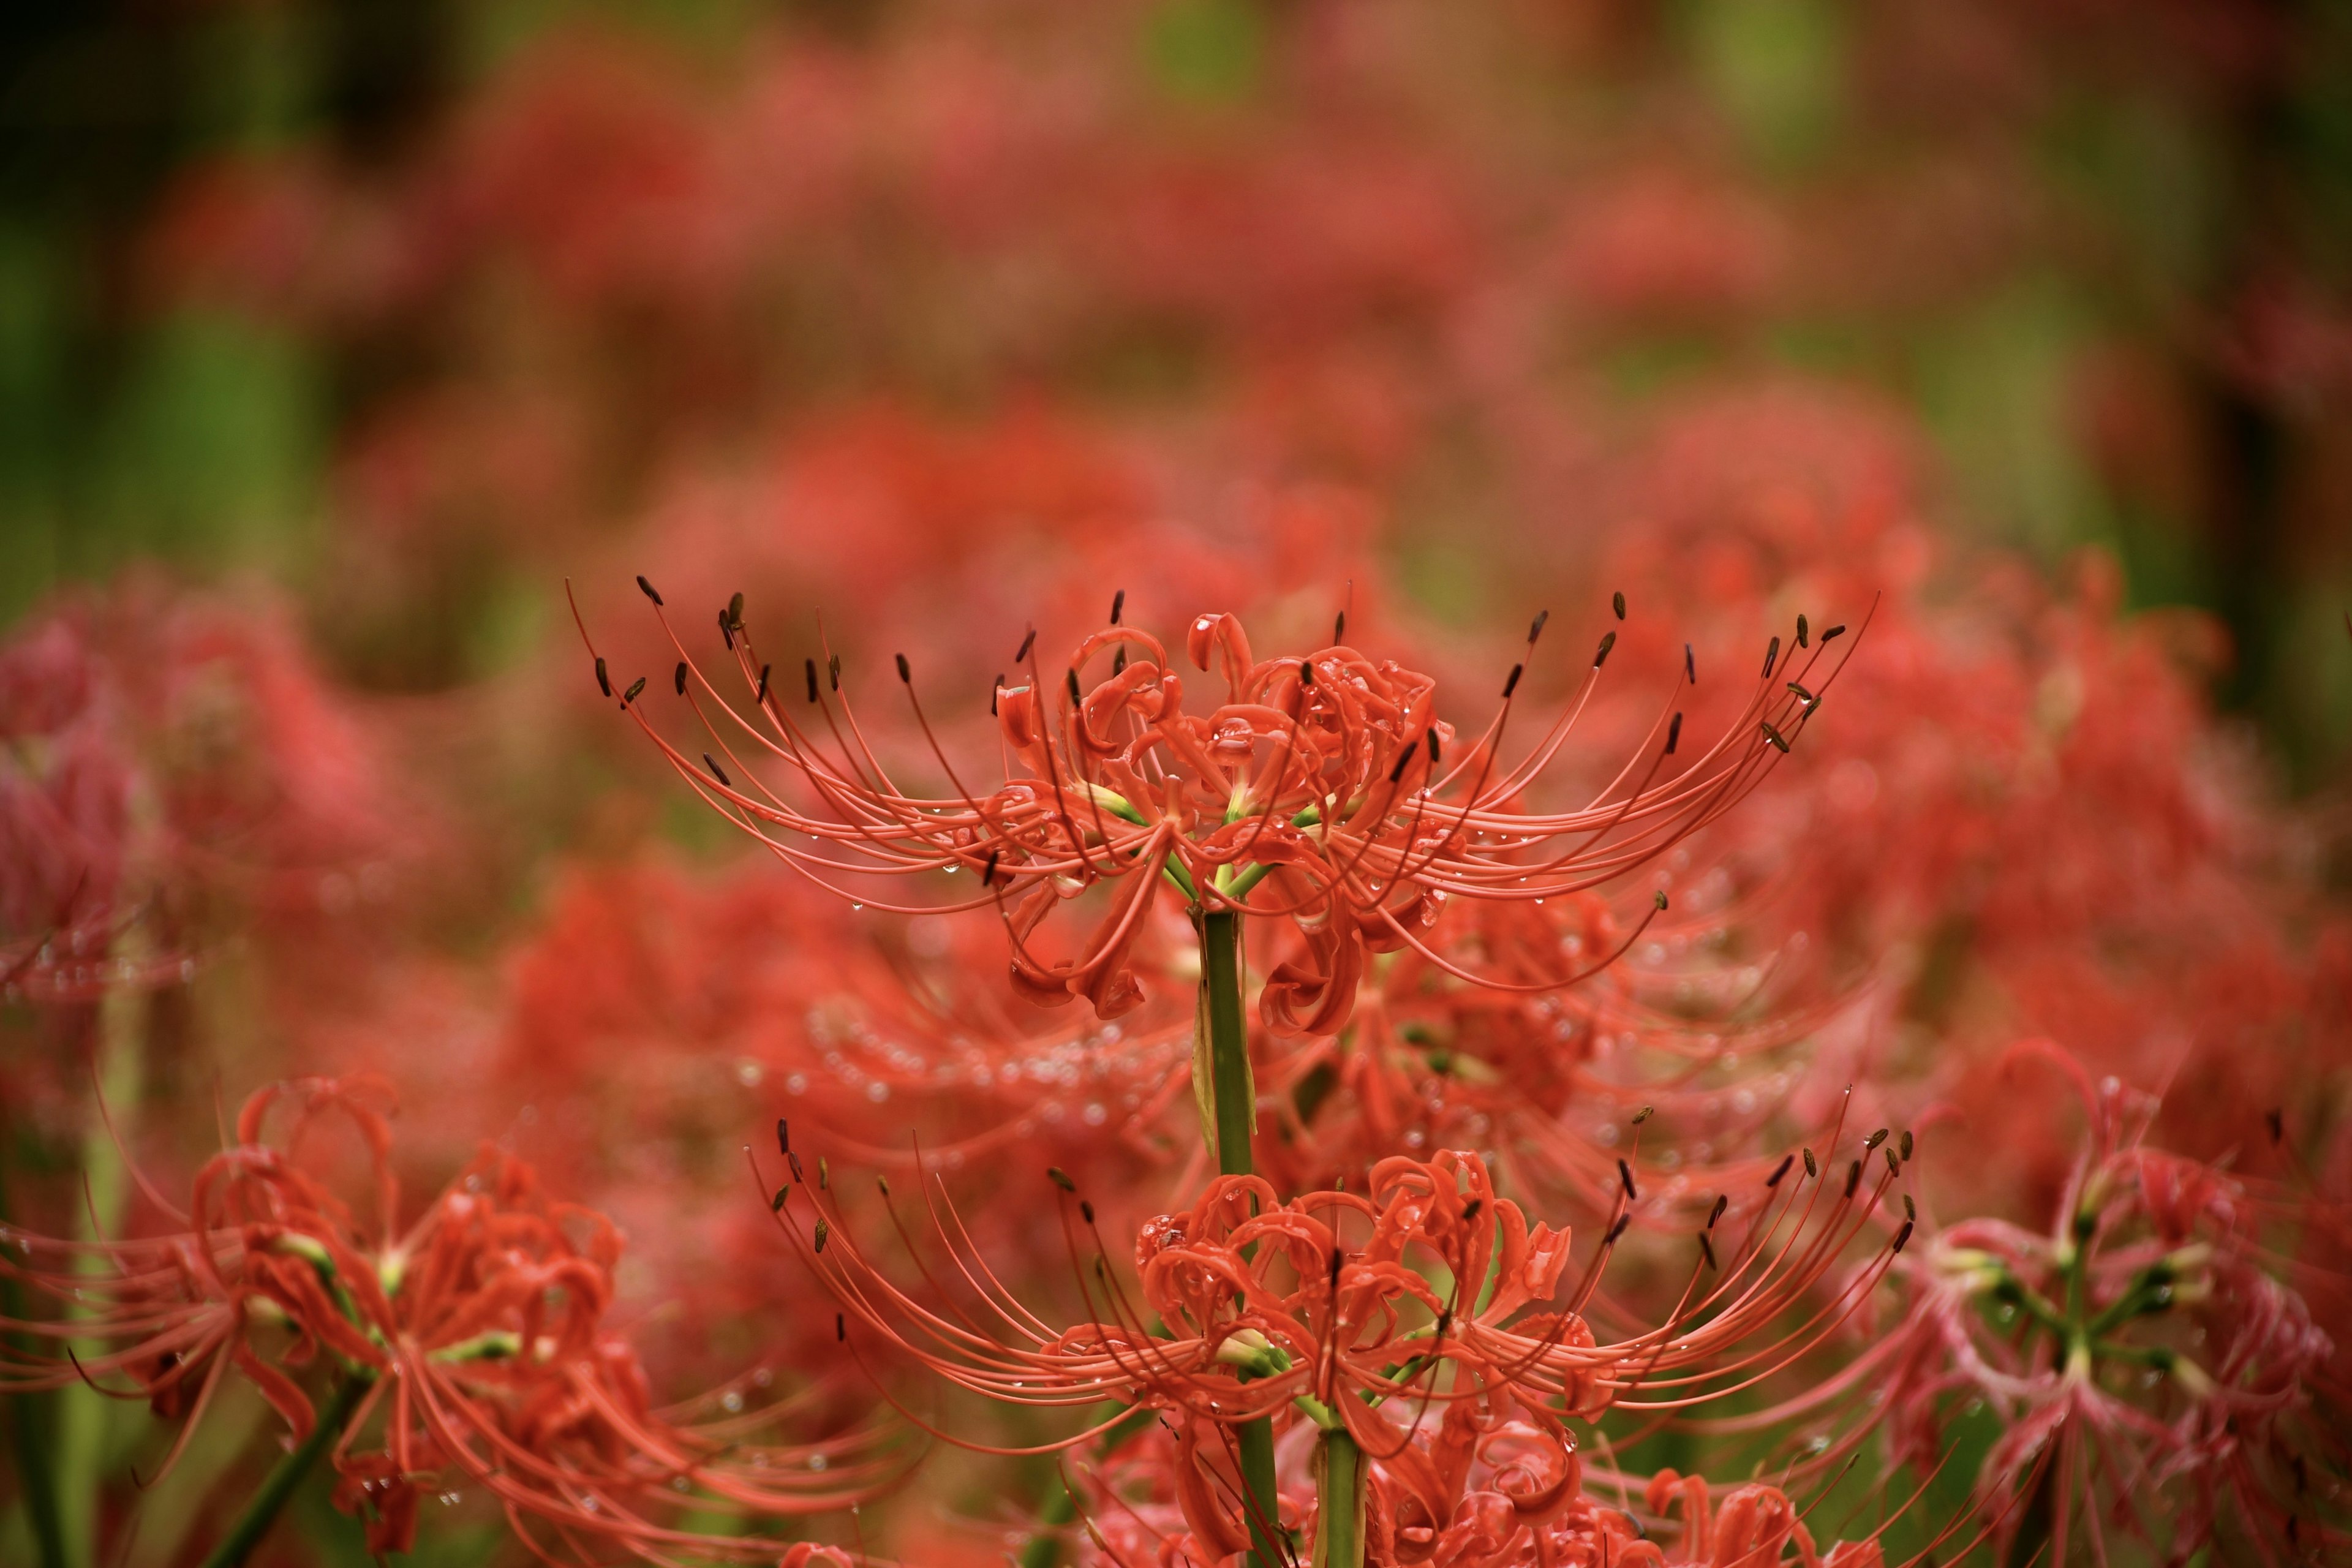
top-left (196, 1374), bottom-right (371, 1568)
top-left (1201, 911), bottom-right (1255, 1180)
top-left (0, 1163), bottom-right (68, 1568)
top-left (1313, 1430), bottom-right (1365, 1568)
top-left (58, 965), bottom-right (148, 1568)
top-left (1199, 910), bottom-right (1282, 1568)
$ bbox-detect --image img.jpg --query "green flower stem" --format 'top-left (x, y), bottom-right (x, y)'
top-left (0, 1164), bottom-right (67, 1568)
top-left (1200, 909), bottom-right (1282, 1568)
top-left (197, 1373), bottom-right (372, 1568)
top-left (1314, 1430), bottom-right (1365, 1568)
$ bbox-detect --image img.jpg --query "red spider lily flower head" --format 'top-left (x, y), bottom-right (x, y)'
top-left (1255, 870), bottom-right (1853, 1213)
top-left (0, 1075), bottom-right (902, 1561)
top-left (594, 590), bottom-right (1863, 1039)
top-left (1747, 1044), bottom-right (2345, 1564)
top-left (773, 1121), bottom-right (1918, 1560)
top-left (1635, 1471), bottom-right (1888, 1567)
top-left (1066, 1414), bottom-right (1674, 1568)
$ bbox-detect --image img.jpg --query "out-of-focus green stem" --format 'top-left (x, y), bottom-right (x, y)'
top-left (1200, 910), bottom-right (1281, 1568)
top-left (1018, 1404), bottom-right (1156, 1568)
top-left (195, 1373), bottom-right (370, 1568)
top-left (58, 962), bottom-right (148, 1568)
top-left (0, 1160), bottom-right (69, 1568)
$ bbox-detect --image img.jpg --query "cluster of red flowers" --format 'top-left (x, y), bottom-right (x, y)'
top-left (0, 1076), bottom-right (897, 1558)
top-left (2, 3), bottom-right (2348, 1567)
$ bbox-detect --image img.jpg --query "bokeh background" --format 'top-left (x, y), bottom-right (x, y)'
top-left (4, 1), bottom-right (2351, 1564)
top-left (6, 0), bottom-right (2350, 774)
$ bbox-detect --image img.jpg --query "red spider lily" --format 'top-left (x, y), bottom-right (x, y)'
top-left (0, 1075), bottom-right (902, 1561)
top-left (595, 595), bottom-right (1859, 1039)
top-left (1698, 1042), bottom-right (2346, 1563)
top-left (1065, 1413), bottom-right (1675, 1568)
top-left (1255, 880), bottom-right (1856, 1218)
top-left (769, 1131), bottom-right (1915, 1564)
top-left (1632, 1471), bottom-right (1886, 1567)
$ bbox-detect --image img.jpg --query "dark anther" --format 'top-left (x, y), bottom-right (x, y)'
top-left (1333, 610), bottom-right (1346, 643)
top-left (1820, 624), bottom-right (1847, 643)
top-left (1796, 614), bottom-right (1809, 647)
top-left (1653, 890), bottom-right (1669, 911)
top-left (637, 575), bottom-right (663, 606)
top-left (1865, 1128), bottom-right (1888, 1152)
top-left (756, 665), bottom-right (771, 702)
top-left (1618, 1159), bottom-right (1638, 1201)
top-left (1427, 729), bottom-right (1441, 765)
top-left (835, 1313), bottom-right (845, 1341)
top-left (1112, 647), bottom-right (1126, 676)
top-left (813, 1220), bottom-right (829, 1253)
top-left (1762, 722), bottom-right (1790, 753)
top-left (720, 608), bottom-right (734, 649)
top-left (1902, 1194), bottom-right (1915, 1221)
top-left (1528, 609), bottom-right (1548, 644)
top-left (991, 674), bottom-right (1004, 716)
top-left (828, 654), bottom-right (840, 691)
top-left (895, 653), bottom-right (911, 683)
top-left (1698, 1232), bottom-right (1717, 1269)
top-left (1016, 627), bottom-right (1036, 663)
top-left (1066, 669), bottom-right (1083, 704)
top-left (1300, 660), bottom-right (1314, 686)
top-left (1708, 1195), bottom-right (1727, 1229)
top-left (1766, 1155), bottom-right (1794, 1187)
top-left (1762, 636), bottom-right (1781, 677)
top-left (788, 1152), bottom-right (804, 1183)
top-left (595, 657), bottom-right (611, 698)
top-left (1885, 1148), bottom-right (1900, 1175)
top-left (1605, 1214), bottom-right (1630, 1245)
top-left (728, 591), bottom-right (744, 628)
top-left (1684, 643), bottom-right (1695, 684)
top-left (1788, 682), bottom-right (1814, 703)
top-left (818, 1157), bottom-right (829, 1189)
top-left (704, 753), bottom-right (729, 788)
top-left (805, 659), bottom-right (820, 703)
top-left (1632, 1106), bottom-right (1654, 1124)
top-left (878, 1175), bottom-right (891, 1197)
top-left (622, 676), bottom-right (646, 704)
top-left (1900, 1130), bottom-right (1914, 1160)
top-left (983, 850), bottom-right (1000, 887)
top-left (1892, 1221), bottom-right (1914, 1254)
top-left (1389, 747), bottom-right (1413, 783)
top-left (1844, 1161), bottom-right (1862, 1199)
top-left (1047, 1166), bottom-right (1077, 1192)
top-left (771, 1186), bottom-right (789, 1212)
top-left (1612, 590), bottom-right (1626, 620)
top-left (1110, 589), bottom-right (1125, 625)
top-left (1593, 632), bottom-right (1615, 668)
top-left (1329, 1249), bottom-right (1344, 1286)
top-left (1504, 662), bottom-right (1523, 697)
top-left (1461, 1198), bottom-right (1483, 1225)
top-left (1080, 1200), bottom-right (1095, 1224)
top-left (2266, 1108), bottom-right (2283, 1145)
top-left (675, 662), bottom-right (688, 696)
top-left (778, 1119), bottom-right (790, 1155)
top-left (1803, 1148), bottom-right (1817, 1179)
top-left (1666, 712), bottom-right (1683, 755)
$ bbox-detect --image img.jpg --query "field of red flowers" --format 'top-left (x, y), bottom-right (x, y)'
top-left (2, 4), bottom-right (2349, 1565)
